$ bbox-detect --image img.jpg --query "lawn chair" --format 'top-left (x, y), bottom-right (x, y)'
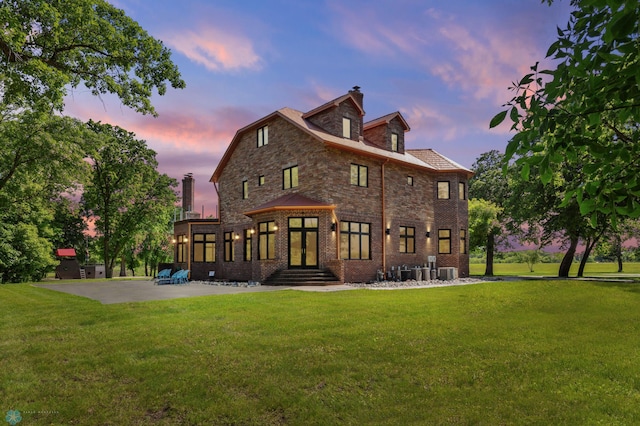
top-left (157, 269), bottom-right (181, 285)
top-left (170, 269), bottom-right (190, 285)
top-left (154, 268), bottom-right (171, 284)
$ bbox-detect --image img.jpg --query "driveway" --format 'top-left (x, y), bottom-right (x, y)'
top-left (34, 280), bottom-right (307, 304)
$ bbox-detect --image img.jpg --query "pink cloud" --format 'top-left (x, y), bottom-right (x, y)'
top-left (64, 94), bottom-right (257, 157)
top-left (165, 26), bottom-right (263, 72)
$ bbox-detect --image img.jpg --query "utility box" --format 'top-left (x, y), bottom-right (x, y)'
top-left (412, 267), bottom-right (422, 281)
top-left (438, 267), bottom-right (458, 280)
top-left (85, 264), bottom-right (106, 279)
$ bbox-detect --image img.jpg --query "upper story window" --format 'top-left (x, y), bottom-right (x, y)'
top-left (242, 180), bottom-right (248, 199)
top-left (459, 182), bottom-right (466, 200)
top-left (258, 175), bottom-right (265, 186)
top-left (257, 125), bottom-right (268, 147)
top-left (399, 226), bottom-right (415, 253)
top-left (407, 176), bottom-right (414, 186)
top-left (391, 133), bottom-right (398, 152)
top-left (342, 117), bottom-right (351, 139)
top-left (350, 164), bottom-right (368, 187)
top-left (437, 181), bottom-right (450, 199)
top-left (283, 165), bottom-right (299, 189)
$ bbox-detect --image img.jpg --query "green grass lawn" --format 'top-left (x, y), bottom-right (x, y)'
top-left (470, 261), bottom-right (640, 277)
top-left (2, 281), bottom-right (640, 425)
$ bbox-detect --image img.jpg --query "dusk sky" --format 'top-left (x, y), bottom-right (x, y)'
top-left (63, 0), bottom-right (573, 217)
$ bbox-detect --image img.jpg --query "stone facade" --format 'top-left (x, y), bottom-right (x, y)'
top-left (174, 88), bottom-right (472, 283)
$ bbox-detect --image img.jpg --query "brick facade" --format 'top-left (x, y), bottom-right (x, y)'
top-left (174, 88), bottom-right (472, 283)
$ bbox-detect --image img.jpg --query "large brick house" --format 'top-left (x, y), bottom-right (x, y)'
top-left (173, 87), bottom-right (472, 283)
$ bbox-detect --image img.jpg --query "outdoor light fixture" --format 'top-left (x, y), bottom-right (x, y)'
top-left (183, 236), bottom-right (188, 242)
top-left (273, 224), bottom-right (279, 231)
top-left (425, 231), bottom-right (431, 238)
top-left (331, 222), bottom-right (336, 232)
top-left (385, 228), bottom-right (390, 235)
top-left (250, 228), bottom-right (255, 234)
top-left (172, 238), bottom-right (177, 243)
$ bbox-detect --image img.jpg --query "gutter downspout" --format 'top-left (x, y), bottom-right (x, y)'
top-left (213, 182), bottom-right (221, 219)
top-left (381, 159), bottom-right (389, 276)
top-left (331, 209), bottom-right (340, 261)
top-left (187, 221), bottom-right (192, 280)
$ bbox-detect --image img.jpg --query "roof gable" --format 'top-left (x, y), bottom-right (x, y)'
top-left (364, 111), bottom-right (410, 132)
top-left (302, 93), bottom-right (365, 119)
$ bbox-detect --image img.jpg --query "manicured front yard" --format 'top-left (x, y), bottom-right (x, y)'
top-left (1, 280), bottom-right (639, 424)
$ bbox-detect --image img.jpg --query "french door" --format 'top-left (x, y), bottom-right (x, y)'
top-left (288, 217), bottom-right (318, 268)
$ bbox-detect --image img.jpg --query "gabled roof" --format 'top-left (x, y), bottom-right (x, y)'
top-left (211, 104), bottom-right (471, 183)
top-left (55, 248), bottom-right (76, 257)
top-left (244, 193), bottom-right (336, 216)
top-left (301, 93), bottom-right (365, 119)
top-left (407, 149), bottom-right (473, 175)
top-left (364, 111), bottom-right (410, 132)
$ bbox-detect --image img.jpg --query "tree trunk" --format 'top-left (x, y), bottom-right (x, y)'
top-left (615, 234), bottom-right (623, 273)
top-left (578, 238), bottom-right (596, 277)
top-left (119, 256), bottom-right (126, 277)
top-left (484, 232), bottom-right (495, 276)
top-left (558, 235), bottom-right (579, 277)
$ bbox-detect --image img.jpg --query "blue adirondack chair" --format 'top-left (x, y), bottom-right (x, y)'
top-left (170, 270), bottom-right (189, 285)
top-left (157, 269), bottom-right (181, 285)
top-left (154, 268), bottom-right (171, 284)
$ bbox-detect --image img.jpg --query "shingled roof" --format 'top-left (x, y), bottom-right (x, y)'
top-left (407, 149), bottom-right (472, 173)
top-left (211, 103), bottom-right (472, 183)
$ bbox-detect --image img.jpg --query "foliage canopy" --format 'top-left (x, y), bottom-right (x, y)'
top-left (491, 0), bottom-right (640, 226)
top-left (0, 0), bottom-right (185, 114)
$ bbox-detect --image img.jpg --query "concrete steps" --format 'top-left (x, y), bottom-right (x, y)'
top-left (264, 269), bottom-right (341, 286)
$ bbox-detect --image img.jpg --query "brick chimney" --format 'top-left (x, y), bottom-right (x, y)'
top-left (349, 85), bottom-right (364, 110)
top-left (182, 173), bottom-right (194, 213)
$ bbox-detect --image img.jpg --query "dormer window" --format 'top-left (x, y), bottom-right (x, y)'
top-left (391, 133), bottom-right (398, 152)
top-left (342, 117), bottom-right (351, 139)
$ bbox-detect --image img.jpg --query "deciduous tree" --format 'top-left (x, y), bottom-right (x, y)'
top-left (82, 121), bottom-right (177, 278)
top-left (491, 0), bottom-right (640, 226)
top-left (0, 0), bottom-right (185, 114)
top-left (468, 198), bottom-right (503, 276)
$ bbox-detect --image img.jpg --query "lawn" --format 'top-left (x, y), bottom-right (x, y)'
top-left (1, 280), bottom-right (640, 425)
top-left (470, 261), bottom-right (640, 277)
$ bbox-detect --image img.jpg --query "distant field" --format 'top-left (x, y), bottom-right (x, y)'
top-left (2, 279), bottom-right (640, 424)
top-left (470, 262), bottom-right (640, 277)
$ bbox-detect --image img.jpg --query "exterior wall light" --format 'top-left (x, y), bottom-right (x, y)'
top-left (385, 228), bottom-right (390, 235)
top-left (331, 222), bottom-right (336, 232)
top-left (425, 231), bottom-right (431, 238)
